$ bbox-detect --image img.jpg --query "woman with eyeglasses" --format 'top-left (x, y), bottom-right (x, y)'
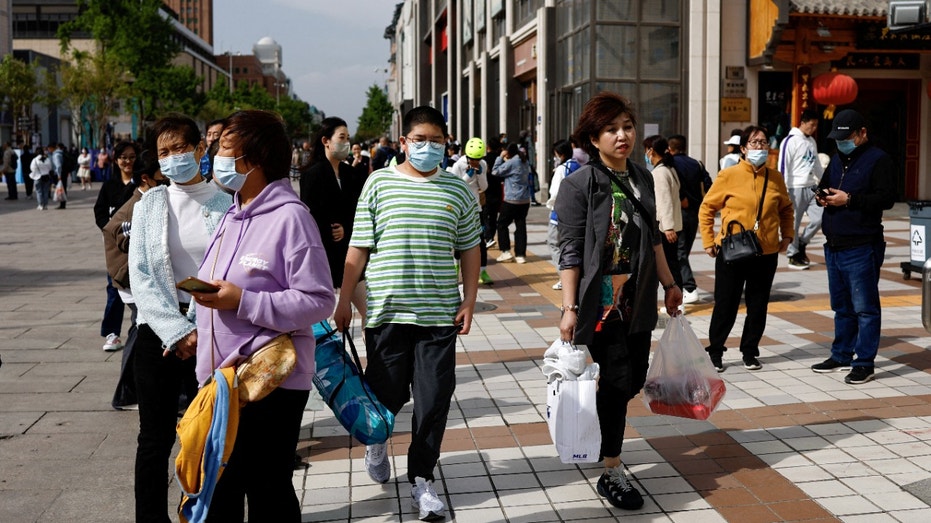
top-left (94, 141), bottom-right (142, 354)
top-left (698, 125), bottom-right (793, 373)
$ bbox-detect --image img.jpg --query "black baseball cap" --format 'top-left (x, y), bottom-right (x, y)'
top-left (828, 109), bottom-right (866, 140)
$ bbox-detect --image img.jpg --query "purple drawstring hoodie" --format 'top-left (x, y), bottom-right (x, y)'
top-left (195, 178), bottom-right (335, 390)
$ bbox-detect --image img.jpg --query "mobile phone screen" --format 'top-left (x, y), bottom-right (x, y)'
top-left (176, 277), bottom-right (220, 294)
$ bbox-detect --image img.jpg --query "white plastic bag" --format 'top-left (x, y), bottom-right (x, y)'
top-left (544, 341), bottom-right (601, 463)
top-left (642, 315), bottom-right (726, 420)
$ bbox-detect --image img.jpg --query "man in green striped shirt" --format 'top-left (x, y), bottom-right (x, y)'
top-left (335, 106), bottom-right (480, 521)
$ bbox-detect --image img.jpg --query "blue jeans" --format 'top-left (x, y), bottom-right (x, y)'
top-left (101, 275), bottom-right (124, 337)
top-left (34, 175), bottom-right (51, 208)
top-left (786, 186), bottom-right (823, 257)
top-left (825, 242), bottom-right (885, 367)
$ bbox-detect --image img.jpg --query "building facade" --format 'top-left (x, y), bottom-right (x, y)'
top-left (8, 0), bottom-right (229, 145)
top-left (164, 0), bottom-right (213, 46)
top-left (388, 0), bottom-right (931, 199)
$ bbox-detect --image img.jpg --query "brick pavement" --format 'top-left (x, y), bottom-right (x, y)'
top-left (1, 184), bottom-right (930, 522)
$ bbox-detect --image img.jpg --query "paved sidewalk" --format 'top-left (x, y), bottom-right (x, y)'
top-left (2, 185), bottom-right (930, 522)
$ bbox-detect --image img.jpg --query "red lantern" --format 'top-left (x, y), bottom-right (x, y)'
top-left (812, 71), bottom-right (858, 106)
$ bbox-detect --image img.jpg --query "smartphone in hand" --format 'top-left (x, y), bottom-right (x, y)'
top-left (812, 186), bottom-right (830, 199)
top-left (176, 277), bottom-right (220, 294)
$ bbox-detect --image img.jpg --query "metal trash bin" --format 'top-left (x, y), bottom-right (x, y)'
top-left (900, 200), bottom-right (931, 279)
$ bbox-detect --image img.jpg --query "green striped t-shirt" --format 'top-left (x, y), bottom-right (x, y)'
top-left (349, 166), bottom-right (481, 328)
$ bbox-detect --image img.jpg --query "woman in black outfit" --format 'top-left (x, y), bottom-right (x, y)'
top-left (299, 116), bottom-right (366, 323)
top-left (93, 141), bottom-right (140, 353)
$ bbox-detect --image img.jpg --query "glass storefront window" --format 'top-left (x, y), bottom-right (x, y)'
top-left (639, 25), bottom-right (679, 80)
top-left (642, 0), bottom-right (680, 22)
top-left (598, 0), bottom-right (636, 21)
top-left (554, 0), bottom-right (682, 142)
top-left (596, 25), bottom-right (637, 79)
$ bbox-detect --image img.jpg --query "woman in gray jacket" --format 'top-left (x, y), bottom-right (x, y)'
top-left (556, 92), bottom-right (681, 511)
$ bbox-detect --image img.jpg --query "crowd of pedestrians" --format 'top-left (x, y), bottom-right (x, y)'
top-left (0, 93), bottom-right (898, 521)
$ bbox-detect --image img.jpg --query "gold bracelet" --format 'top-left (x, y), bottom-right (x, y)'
top-left (560, 304), bottom-right (579, 312)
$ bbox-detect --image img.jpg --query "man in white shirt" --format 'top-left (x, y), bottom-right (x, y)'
top-left (778, 109), bottom-right (824, 269)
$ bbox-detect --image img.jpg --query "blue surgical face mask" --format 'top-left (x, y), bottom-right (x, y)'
top-left (407, 141), bottom-right (445, 172)
top-left (644, 153), bottom-right (652, 166)
top-left (158, 151), bottom-right (200, 183)
top-left (836, 139), bottom-right (856, 155)
top-left (213, 155), bottom-right (254, 192)
top-left (746, 149), bottom-right (768, 167)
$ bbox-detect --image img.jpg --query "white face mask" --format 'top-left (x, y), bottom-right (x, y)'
top-left (746, 149), bottom-right (768, 167)
top-left (330, 141), bottom-right (350, 161)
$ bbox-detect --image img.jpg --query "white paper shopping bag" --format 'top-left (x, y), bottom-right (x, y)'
top-left (546, 378), bottom-right (601, 463)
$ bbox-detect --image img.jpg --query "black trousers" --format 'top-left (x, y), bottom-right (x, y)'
top-left (483, 199), bottom-right (501, 244)
top-left (588, 318), bottom-right (651, 458)
top-left (676, 209), bottom-right (699, 292)
top-left (706, 252), bottom-right (778, 358)
top-left (662, 234), bottom-right (683, 288)
top-left (112, 303), bottom-right (138, 409)
top-left (496, 202), bottom-right (530, 256)
top-left (4, 171), bottom-right (17, 198)
top-left (364, 323), bottom-right (458, 483)
top-left (206, 387), bottom-right (310, 523)
top-left (133, 324), bottom-right (197, 523)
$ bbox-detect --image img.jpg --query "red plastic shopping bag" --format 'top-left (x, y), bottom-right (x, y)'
top-left (642, 315), bottom-right (726, 420)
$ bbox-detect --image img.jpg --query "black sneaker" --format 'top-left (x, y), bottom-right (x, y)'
top-left (845, 366), bottom-right (875, 385)
top-left (743, 356), bottom-right (762, 370)
top-left (597, 468), bottom-right (644, 510)
top-left (811, 358), bottom-right (851, 373)
top-left (787, 255), bottom-right (809, 270)
top-left (709, 353), bottom-right (724, 373)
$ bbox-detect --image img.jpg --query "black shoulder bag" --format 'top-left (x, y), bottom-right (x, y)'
top-left (720, 169), bottom-right (768, 263)
top-left (590, 162), bottom-right (654, 226)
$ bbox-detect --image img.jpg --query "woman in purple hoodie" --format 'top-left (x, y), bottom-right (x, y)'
top-left (191, 110), bottom-right (335, 522)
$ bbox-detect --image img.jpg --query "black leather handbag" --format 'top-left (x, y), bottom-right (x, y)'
top-left (720, 220), bottom-right (762, 263)
top-left (719, 169), bottom-right (768, 264)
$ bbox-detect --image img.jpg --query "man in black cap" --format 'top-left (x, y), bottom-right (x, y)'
top-left (810, 109), bottom-right (895, 384)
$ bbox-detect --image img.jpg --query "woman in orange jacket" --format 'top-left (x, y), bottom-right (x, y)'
top-left (698, 125), bottom-right (794, 372)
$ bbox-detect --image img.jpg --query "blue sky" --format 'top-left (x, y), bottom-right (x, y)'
top-left (214, 0), bottom-right (396, 134)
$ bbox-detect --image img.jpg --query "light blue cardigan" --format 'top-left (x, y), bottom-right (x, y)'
top-left (128, 185), bottom-right (232, 350)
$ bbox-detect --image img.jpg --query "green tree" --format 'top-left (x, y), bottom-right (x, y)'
top-left (59, 51), bottom-right (127, 148)
top-left (59, 0), bottom-right (182, 138)
top-left (355, 84), bottom-right (393, 142)
top-left (276, 96), bottom-right (313, 140)
top-left (0, 55), bottom-right (39, 139)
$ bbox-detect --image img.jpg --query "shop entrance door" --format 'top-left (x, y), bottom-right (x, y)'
top-left (850, 79), bottom-right (921, 200)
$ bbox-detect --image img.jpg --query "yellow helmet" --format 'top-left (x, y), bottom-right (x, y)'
top-left (464, 137), bottom-right (486, 159)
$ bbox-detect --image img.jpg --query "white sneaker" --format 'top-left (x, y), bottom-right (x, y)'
top-left (552, 281), bottom-right (562, 290)
top-left (682, 288), bottom-right (700, 304)
top-left (514, 256), bottom-right (526, 264)
top-left (485, 239), bottom-right (496, 248)
top-left (364, 443), bottom-right (391, 484)
top-left (411, 476), bottom-right (446, 521)
top-left (496, 251), bottom-right (514, 263)
top-left (102, 333), bottom-right (124, 352)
